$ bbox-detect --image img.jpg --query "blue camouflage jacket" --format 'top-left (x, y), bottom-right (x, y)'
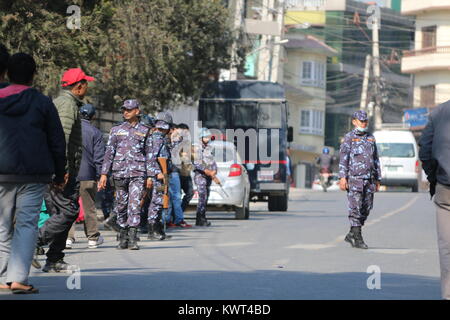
top-left (101, 122), bottom-right (150, 178)
top-left (193, 142), bottom-right (217, 176)
top-left (339, 129), bottom-right (381, 181)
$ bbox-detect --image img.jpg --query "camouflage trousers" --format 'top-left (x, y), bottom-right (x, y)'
top-left (347, 178), bottom-right (375, 227)
top-left (112, 177), bottom-right (145, 228)
top-left (148, 179), bottom-right (165, 224)
top-left (194, 174), bottom-right (211, 220)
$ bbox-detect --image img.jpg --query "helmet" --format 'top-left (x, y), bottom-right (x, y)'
top-left (199, 128), bottom-right (212, 138)
top-left (155, 111), bottom-right (173, 125)
top-left (141, 114), bottom-right (155, 127)
top-left (79, 104), bottom-right (96, 119)
top-left (322, 147), bottom-right (330, 154)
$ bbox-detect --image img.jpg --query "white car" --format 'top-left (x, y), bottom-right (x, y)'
top-left (189, 140), bottom-right (251, 219)
top-left (373, 130), bottom-right (419, 192)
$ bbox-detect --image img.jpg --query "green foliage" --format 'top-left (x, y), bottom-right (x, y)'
top-left (0, 0), bottom-right (244, 112)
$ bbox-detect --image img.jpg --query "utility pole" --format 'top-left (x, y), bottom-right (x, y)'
top-left (372, 15), bottom-right (382, 130)
top-left (360, 55), bottom-right (371, 111)
top-left (257, 0), bottom-right (274, 81)
top-left (269, 0), bottom-right (285, 83)
top-left (229, 0), bottom-right (244, 80)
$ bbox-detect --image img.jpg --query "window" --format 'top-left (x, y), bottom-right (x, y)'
top-left (258, 103), bottom-right (282, 128)
top-left (300, 61), bottom-right (325, 88)
top-left (420, 85), bottom-right (435, 108)
top-left (422, 26), bottom-right (436, 49)
top-left (232, 103), bottom-right (257, 128)
top-left (202, 102), bottom-right (228, 129)
top-left (299, 109), bottom-right (324, 135)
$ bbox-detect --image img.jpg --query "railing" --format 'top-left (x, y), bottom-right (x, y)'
top-left (403, 46), bottom-right (450, 57)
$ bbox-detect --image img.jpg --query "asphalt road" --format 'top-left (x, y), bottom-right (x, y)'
top-left (0, 188), bottom-right (442, 300)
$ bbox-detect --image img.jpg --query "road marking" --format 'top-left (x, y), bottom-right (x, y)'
top-left (216, 242), bottom-right (254, 247)
top-left (287, 244), bottom-right (335, 250)
top-left (287, 195), bottom-right (420, 250)
top-left (368, 249), bottom-right (428, 254)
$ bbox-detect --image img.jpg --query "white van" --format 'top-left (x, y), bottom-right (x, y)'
top-left (373, 130), bottom-right (419, 192)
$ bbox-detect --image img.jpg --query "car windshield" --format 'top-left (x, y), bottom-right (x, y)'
top-left (258, 103), bottom-right (282, 128)
top-left (213, 144), bottom-right (237, 163)
top-left (377, 143), bottom-right (415, 158)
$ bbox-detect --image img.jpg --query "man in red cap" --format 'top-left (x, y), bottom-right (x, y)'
top-left (38, 68), bottom-right (95, 273)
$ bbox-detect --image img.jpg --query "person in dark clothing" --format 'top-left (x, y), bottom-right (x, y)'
top-left (419, 101), bottom-right (450, 300)
top-left (0, 53), bottom-right (66, 293)
top-left (178, 123), bottom-right (194, 213)
top-left (66, 104), bottom-right (105, 249)
top-left (39, 68), bottom-right (95, 273)
top-left (0, 44), bottom-right (10, 87)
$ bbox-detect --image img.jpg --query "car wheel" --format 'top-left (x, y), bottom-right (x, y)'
top-left (412, 182), bottom-right (419, 193)
top-left (235, 191), bottom-right (249, 220)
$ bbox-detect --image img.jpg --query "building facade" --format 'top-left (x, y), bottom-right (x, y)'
top-left (401, 0), bottom-right (450, 114)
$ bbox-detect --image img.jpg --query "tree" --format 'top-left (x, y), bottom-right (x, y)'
top-left (0, 0), bottom-right (245, 112)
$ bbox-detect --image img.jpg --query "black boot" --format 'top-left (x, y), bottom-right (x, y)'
top-left (345, 226), bottom-right (368, 249)
top-left (117, 227), bottom-right (128, 249)
top-left (127, 227), bottom-right (140, 250)
top-left (147, 223), bottom-right (158, 240)
top-left (196, 212), bottom-right (211, 227)
top-left (104, 213), bottom-right (120, 232)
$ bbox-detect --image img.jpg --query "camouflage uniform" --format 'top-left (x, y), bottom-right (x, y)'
top-left (147, 130), bottom-right (172, 225)
top-left (339, 111), bottom-right (382, 227)
top-left (101, 121), bottom-right (150, 229)
top-left (193, 133), bottom-right (217, 226)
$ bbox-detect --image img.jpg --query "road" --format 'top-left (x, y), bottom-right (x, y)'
top-left (0, 188), bottom-right (441, 300)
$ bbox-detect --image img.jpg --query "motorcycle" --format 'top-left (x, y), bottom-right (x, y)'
top-left (319, 168), bottom-right (332, 192)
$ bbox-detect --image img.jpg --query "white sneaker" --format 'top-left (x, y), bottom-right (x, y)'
top-left (65, 238), bottom-right (74, 249)
top-left (88, 235), bottom-right (104, 249)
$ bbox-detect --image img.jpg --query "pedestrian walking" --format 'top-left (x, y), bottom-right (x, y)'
top-left (178, 124), bottom-right (195, 213)
top-left (192, 128), bottom-right (218, 227)
top-left (147, 112), bottom-right (175, 240)
top-left (167, 124), bottom-right (192, 228)
top-left (98, 99), bottom-right (151, 250)
top-left (0, 44), bottom-right (9, 88)
top-left (419, 101), bottom-right (450, 300)
top-left (338, 110), bottom-right (381, 249)
top-left (0, 53), bottom-right (66, 293)
top-left (38, 67), bottom-right (95, 272)
top-left (67, 104), bottom-right (105, 249)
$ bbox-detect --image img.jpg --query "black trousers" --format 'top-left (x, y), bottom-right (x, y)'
top-left (180, 175), bottom-right (194, 212)
top-left (39, 178), bottom-right (80, 263)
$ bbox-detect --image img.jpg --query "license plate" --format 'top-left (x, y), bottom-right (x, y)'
top-left (258, 170), bottom-right (274, 181)
top-left (387, 166), bottom-right (398, 172)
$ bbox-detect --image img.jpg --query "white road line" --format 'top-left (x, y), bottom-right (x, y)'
top-left (287, 195), bottom-right (421, 250)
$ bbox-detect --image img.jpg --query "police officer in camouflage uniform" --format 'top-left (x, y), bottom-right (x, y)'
top-left (193, 128), bottom-right (217, 227)
top-left (146, 112), bottom-right (174, 240)
top-left (339, 110), bottom-right (381, 249)
top-left (98, 99), bottom-right (152, 250)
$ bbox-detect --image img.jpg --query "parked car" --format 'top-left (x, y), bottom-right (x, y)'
top-left (373, 130), bottom-right (419, 192)
top-left (189, 140), bottom-right (251, 220)
top-left (312, 174), bottom-right (340, 191)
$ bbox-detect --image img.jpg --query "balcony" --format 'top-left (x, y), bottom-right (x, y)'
top-left (402, 46), bottom-right (450, 73)
top-left (402, 0), bottom-right (450, 15)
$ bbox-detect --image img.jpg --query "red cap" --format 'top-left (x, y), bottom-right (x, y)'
top-left (61, 68), bottom-right (95, 87)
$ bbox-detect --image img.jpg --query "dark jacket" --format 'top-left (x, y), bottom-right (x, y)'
top-left (53, 90), bottom-right (83, 179)
top-left (419, 101), bottom-right (450, 189)
top-left (0, 87), bottom-right (66, 183)
top-left (77, 119), bottom-right (106, 181)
